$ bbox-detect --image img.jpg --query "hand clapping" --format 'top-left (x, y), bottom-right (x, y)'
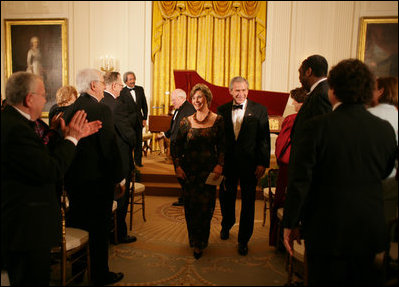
top-left (60, 110), bottom-right (102, 141)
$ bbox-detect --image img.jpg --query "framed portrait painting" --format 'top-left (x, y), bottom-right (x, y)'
top-left (357, 17), bottom-right (398, 78)
top-left (4, 18), bottom-right (68, 117)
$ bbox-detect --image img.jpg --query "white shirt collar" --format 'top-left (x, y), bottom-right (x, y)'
top-left (105, 90), bottom-right (117, 99)
top-left (332, 102), bottom-right (342, 111)
top-left (308, 78), bottom-right (327, 95)
top-left (87, 93), bottom-right (100, 102)
top-left (13, 105), bottom-right (32, 120)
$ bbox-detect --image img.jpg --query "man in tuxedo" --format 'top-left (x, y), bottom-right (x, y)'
top-left (165, 89), bottom-right (196, 206)
top-left (119, 71), bottom-right (148, 167)
top-left (217, 76), bottom-right (270, 256)
top-left (101, 71), bottom-right (137, 244)
top-left (63, 68), bottom-right (125, 285)
top-left (283, 59), bottom-right (397, 285)
top-left (291, 54), bottom-right (332, 141)
top-left (1, 71), bottom-right (101, 285)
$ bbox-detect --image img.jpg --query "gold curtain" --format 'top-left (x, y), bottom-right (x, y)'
top-left (152, 1), bottom-right (267, 115)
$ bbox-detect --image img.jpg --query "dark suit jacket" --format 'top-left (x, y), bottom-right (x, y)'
top-left (119, 85), bottom-right (148, 128)
top-left (63, 93), bottom-right (123, 187)
top-left (165, 100), bottom-right (196, 143)
top-left (101, 91), bottom-right (135, 176)
top-left (291, 79), bottom-right (331, 141)
top-left (217, 99), bottom-right (270, 175)
top-left (1, 105), bottom-right (76, 252)
top-left (283, 104), bottom-right (397, 256)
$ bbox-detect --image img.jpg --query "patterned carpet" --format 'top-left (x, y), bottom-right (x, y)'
top-left (108, 196), bottom-right (288, 286)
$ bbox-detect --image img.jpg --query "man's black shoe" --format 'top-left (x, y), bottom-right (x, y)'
top-left (193, 250), bottom-right (203, 260)
top-left (136, 163), bottom-right (143, 167)
top-left (104, 271), bottom-right (124, 285)
top-left (238, 243), bottom-right (248, 256)
top-left (220, 229), bottom-right (229, 240)
top-left (118, 235), bottom-right (137, 243)
top-left (172, 201), bottom-right (184, 206)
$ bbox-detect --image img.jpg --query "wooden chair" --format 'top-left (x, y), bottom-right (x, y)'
top-left (262, 169), bottom-right (279, 226)
top-left (111, 200), bottom-right (118, 244)
top-left (276, 207), bottom-right (284, 250)
top-left (129, 171), bottom-right (146, 231)
top-left (287, 239), bottom-right (308, 285)
top-left (381, 216), bottom-right (398, 286)
top-left (142, 125), bottom-right (152, 156)
top-left (51, 189), bottom-right (91, 286)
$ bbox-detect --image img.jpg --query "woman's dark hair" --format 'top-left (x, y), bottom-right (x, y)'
top-left (190, 83), bottom-right (213, 105)
top-left (376, 77), bottom-right (398, 107)
top-left (290, 87), bottom-right (308, 103)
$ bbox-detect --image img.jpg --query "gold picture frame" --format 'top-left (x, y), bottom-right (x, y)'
top-left (357, 17), bottom-right (398, 78)
top-left (4, 18), bottom-right (68, 117)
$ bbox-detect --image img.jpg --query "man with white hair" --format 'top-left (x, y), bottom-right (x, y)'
top-left (101, 71), bottom-right (137, 244)
top-left (63, 68), bottom-right (125, 285)
top-left (165, 89), bottom-right (196, 206)
top-left (1, 71), bottom-right (101, 285)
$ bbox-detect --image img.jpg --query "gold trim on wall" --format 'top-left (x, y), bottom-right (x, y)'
top-left (357, 17), bottom-right (398, 78)
top-left (4, 18), bottom-right (68, 118)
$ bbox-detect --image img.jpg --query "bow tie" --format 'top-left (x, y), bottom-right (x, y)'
top-left (128, 87), bottom-right (135, 91)
top-left (233, 104), bottom-right (243, 110)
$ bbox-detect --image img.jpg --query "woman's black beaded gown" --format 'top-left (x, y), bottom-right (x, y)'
top-left (171, 115), bottom-right (225, 249)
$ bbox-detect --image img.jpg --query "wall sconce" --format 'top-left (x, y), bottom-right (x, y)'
top-left (100, 55), bottom-right (115, 72)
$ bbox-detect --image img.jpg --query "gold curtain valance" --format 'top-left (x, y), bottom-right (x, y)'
top-left (152, 1), bottom-right (266, 61)
top-left (158, 1), bottom-right (259, 19)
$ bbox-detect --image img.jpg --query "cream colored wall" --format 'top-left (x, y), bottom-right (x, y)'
top-left (1, 1), bottom-right (152, 106)
top-left (265, 1), bottom-right (398, 117)
top-left (1, 1), bottom-right (397, 116)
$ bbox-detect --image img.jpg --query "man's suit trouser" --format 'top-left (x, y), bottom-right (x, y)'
top-left (134, 124), bottom-right (143, 165)
top-left (306, 243), bottom-right (383, 286)
top-left (219, 170), bottom-right (257, 244)
top-left (6, 248), bottom-right (51, 285)
top-left (67, 181), bottom-right (114, 284)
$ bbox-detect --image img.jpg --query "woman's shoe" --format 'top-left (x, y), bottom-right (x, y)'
top-left (193, 249), bottom-right (203, 259)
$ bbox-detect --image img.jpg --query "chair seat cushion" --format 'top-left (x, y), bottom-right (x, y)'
top-left (134, 183), bottom-right (145, 193)
top-left (390, 242), bottom-right (398, 260)
top-left (277, 208), bottom-right (284, 220)
top-left (293, 239), bottom-right (305, 262)
top-left (112, 200), bottom-right (118, 212)
top-left (263, 187), bottom-right (276, 199)
top-left (65, 227), bottom-right (89, 251)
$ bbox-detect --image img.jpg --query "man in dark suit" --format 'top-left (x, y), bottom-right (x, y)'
top-left (217, 76), bottom-right (270, 256)
top-left (119, 71), bottom-right (148, 167)
top-left (63, 68), bottom-right (125, 285)
top-left (1, 71), bottom-right (101, 285)
top-left (282, 59), bottom-right (397, 285)
top-left (291, 54), bottom-right (332, 140)
top-left (101, 71), bottom-right (137, 244)
top-left (165, 89), bottom-right (196, 206)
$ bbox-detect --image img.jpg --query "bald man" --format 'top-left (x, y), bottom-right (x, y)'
top-left (166, 89), bottom-right (196, 206)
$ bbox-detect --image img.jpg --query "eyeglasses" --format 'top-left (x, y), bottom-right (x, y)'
top-left (31, 92), bottom-right (47, 99)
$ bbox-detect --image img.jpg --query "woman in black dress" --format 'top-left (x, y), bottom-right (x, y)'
top-left (171, 83), bottom-right (224, 259)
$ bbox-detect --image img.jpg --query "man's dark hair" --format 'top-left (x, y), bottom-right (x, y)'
top-left (327, 59), bottom-right (375, 104)
top-left (301, 55), bottom-right (328, 77)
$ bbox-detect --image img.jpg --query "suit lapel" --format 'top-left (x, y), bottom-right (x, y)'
top-left (123, 87), bottom-right (137, 110)
top-left (224, 102), bottom-right (235, 139)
